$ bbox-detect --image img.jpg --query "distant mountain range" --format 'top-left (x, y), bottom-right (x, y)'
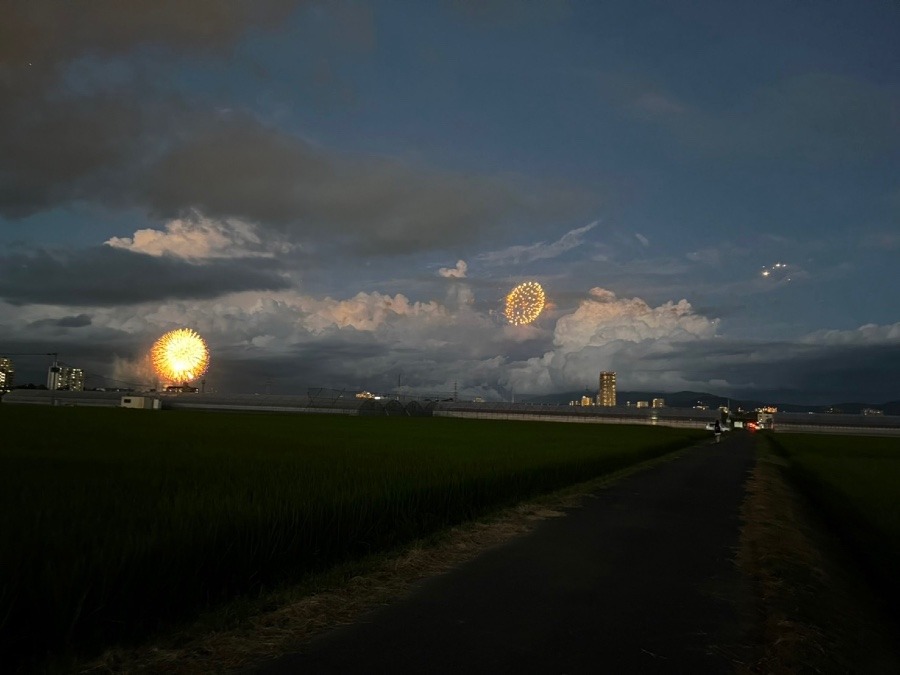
top-left (518, 390), bottom-right (900, 416)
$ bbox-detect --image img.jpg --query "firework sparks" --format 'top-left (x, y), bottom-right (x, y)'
top-left (504, 281), bottom-right (546, 325)
top-left (150, 328), bottom-right (210, 384)
top-left (760, 262), bottom-right (792, 282)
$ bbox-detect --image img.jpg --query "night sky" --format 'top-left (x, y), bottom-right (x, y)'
top-left (1, 1), bottom-right (898, 404)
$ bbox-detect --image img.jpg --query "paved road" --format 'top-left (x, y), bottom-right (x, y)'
top-left (259, 433), bottom-right (756, 674)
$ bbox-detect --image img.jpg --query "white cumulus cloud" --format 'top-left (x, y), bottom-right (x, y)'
top-left (554, 288), bottom-right (716, 350)
top-left (503, 287), bottom-right (718, 394)
top-left (297, 292), bottom-right (449, 334)
top-left (438, 260), bottom-right (468, 278)
top-left (105, 214), bottom-right (285, 260)
top-left (800, 322), bottom-right (900, 346)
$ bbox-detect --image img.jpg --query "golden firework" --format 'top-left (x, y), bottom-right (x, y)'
top-left (150, 328), bottom-right (210, 384)
top-left (504, 281), bottom-right (546, 325)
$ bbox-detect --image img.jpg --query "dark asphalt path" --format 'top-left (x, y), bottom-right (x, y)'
top-left (259, 433), bottom-right (756, 674)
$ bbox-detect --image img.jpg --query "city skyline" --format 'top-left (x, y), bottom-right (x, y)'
top-left (1, 2), bottom-right (899, 404)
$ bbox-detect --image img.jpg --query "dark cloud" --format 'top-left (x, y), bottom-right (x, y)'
top-left (56, 313), bottom-right (93, 327)
top-left (639, 339), bottom-right (900, 405)
top-left (0, 1), bottom-right (304, 217)
top-left (207, 337), bottom-right (406, 395)
top-left (0, 1), bottom-right (318, 217)
top-left (139, 117), bottom-right (595, 255)
top-left (771, 343), bottom-right (900, 404)
top-left (0, 1), bottom-right (302, 71)
top-left (0, 331), bottom-right (147, 388)
top-left (3, 102), bottom-right (594, 252)
top-left (0, 247), bottom-right (290, 306)
top-left (28, 314), bottom-right (93, 329)
top-left (1, 1), bottom-right (595, 254)
top-left (0, 96), bottom-right (154, 217)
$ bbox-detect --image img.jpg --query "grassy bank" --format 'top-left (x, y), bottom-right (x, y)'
top-left (738, 438), bottom-right (900, 672)
top-left (765, 433), bottom-right (900, 609)
top-left (0, 405), bottom-right (703, 668)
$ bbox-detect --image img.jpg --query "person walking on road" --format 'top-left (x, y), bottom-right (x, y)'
top-left (713, 419), bottom-right (722, 443)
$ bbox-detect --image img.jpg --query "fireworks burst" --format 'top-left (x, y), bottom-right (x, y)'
top-left (504, 281), bottom-right (546, 326)
top-left (760, 262), bottom-right (793, 282)
top-left (150, 328), bottom-right (210, 384)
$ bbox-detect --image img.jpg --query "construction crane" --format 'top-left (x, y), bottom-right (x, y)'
top-left (0, 352), bottom-right (60, 366)
top-left (0, 352), bottom-right (59, 367)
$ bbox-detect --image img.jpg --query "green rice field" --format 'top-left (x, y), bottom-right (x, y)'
top-left (767, 433), bottom-right (900, 606)
top-left (0, 405), bottom-right (703, 668)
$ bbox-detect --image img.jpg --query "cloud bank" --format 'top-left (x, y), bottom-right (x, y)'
top-left (3, 276), bottom-right (897, 404)
top-left (0, 246), bottom-right (290, 306)
top-left (0, 3), bottom-right (596, 258)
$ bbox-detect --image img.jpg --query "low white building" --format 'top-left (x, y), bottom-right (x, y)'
top-left (120, 396), bottom-right (161, 410)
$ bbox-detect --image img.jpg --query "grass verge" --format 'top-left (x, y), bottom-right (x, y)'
top-left (737, 434), bottom-right (900, 673)
top-left (767, 433), bottom-right (900, 607)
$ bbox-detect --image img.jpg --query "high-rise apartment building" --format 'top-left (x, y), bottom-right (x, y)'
top-left (47, 364), bottom-right (85, 391)
top-left (61, 367), bottom-right (85, 391)
top-left (598, 371), bottom-right (616, 407)
top-left (0, 357), bottom-right (14, 392)
top-left (47, 363), bottom-right (60, 390)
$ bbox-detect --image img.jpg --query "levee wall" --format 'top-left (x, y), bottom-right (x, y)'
top-left (434, 410), bottom-right (708, 429)
top-left (773, 423), bottom-right (900, 437)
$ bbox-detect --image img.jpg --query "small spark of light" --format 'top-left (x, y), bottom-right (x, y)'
top-left (760, 262), bottom-right (792, 281)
